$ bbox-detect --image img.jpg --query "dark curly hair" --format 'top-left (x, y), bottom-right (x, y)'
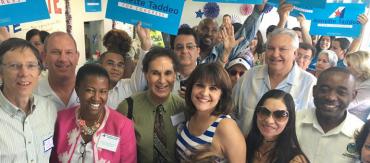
top-left (103, 29), bottom-right (132, 55)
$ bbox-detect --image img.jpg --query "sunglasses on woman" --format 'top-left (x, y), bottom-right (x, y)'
top-left (256, 106), bottom-right (289, 122)
top-left (228, 69), bottom-right (245, 76)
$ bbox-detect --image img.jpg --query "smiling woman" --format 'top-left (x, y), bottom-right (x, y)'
top-left (176, 63), bottom-right (246, 163)
top-left (50, 64), bottom-right (136, 163)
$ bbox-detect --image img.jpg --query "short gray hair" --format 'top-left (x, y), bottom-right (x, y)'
top-left (318, 50), bottom-right (338, 67)
top-left (267, 28), bottom-right (299, 49)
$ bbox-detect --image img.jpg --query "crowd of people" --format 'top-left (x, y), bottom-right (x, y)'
top-left (0, 0), bottom-right (370, 162)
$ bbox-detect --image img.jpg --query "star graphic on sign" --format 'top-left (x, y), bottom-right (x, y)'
top-left (195, 9), bottom-right (204, 18)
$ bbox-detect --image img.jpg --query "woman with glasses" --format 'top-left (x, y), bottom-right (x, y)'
top-left (246, 89), bottom-right (309, 163)
top-left (50, 64), bottom-right (136, 163)
top-left (176, 63), bottom-right (246, 162)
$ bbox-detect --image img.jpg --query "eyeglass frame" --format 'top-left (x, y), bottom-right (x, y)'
top-left (228, 69), bottom-right (245, 76)
top-left (256, 106), bottom-right (289, 122)
top-left (0, 62), bottom-right (41, 71)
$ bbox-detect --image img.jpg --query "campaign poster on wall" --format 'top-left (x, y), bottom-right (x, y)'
top-left (85, 0), bottom-right (102, 12)
top-left (106, 0), bottom-right (185, 35)
top-left (310, 3), bottom-right (366, 37)
top-left (192, 0), bottom-right (263, 4)
top-left (0, 0), bottom-right (50, 26)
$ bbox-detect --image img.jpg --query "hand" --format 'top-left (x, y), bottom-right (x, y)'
top-left (221, 24), bottom-right (244, 52)
top-left (178, 87), bottom-right (186, 99)
top-left (0, 27), bottom-right (10, 43)
top-left (221, 24), bottom-right (244, 63)
top-left (358, 14), bottom-right (368, 25)
top-left (296, 13), bottom-right (306, 26)
top-left (135, 21), bottom-right (151, 51)
top-left (278, 3), bottom-right (293, 22)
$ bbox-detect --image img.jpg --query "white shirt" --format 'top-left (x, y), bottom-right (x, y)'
top-left (107, 48), bottom-right (148, 109)
top-left (34, 76), bottom-right (79, 111)
top-left (296, 108), bottom-right (364, 163)
top-left (0, 92), bottom-right (57, 163)
top-left (232, 63), bottom-right (316, 135)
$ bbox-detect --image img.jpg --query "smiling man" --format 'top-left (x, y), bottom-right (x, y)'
top-left (233, 28), bottom-right (316, 135)
top-left (34, 32), bottom-right (80, 110)
top-left (296, 67), bottom-right (364, 163)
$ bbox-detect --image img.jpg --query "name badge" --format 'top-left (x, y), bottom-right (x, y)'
top-left (97, 133), bottom-right (120, 152)
top-left (171, 112), bottom-right (185, 126)
top-left (43, 135), bottom-right (54, 152)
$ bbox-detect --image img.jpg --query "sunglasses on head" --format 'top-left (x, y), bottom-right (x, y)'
top-left (256, 106), bottom-right (289, 122)
top-left (228, 69), bottom-right (245, 76)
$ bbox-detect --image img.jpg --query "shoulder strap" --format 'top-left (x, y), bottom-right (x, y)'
top-left (126, 97), bottom-right (134, 120)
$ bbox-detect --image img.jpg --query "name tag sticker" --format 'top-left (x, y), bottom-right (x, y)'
top-left (171, 112), bottom-right (185, 126)
top-left (97, 133), bottom-right (120, 152)
top-left (43, 135), bottom-right (54, 152)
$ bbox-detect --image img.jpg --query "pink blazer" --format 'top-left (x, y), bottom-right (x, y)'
top-left (50, 105), bottom-right (137, 163)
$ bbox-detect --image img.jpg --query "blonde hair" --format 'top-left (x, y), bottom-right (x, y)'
top-left (346, 51), bottom-right (370, 81)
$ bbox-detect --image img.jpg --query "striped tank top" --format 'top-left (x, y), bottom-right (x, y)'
top-left (176, 114), bottom-right (231, 161)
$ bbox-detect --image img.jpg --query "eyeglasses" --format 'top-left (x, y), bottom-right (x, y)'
top-left (105, 60), bottom-right (124, 69)
top-left (256, 106), bottom-right (289, 122)
top-left (174, 44), bottom-right (197, 51)
top-left (228, 69), bottom-right (245, 76)
top-left (79, 142), bottom-right (87, 160)
top-left (1, 62), bottom-right (40, 71)
top-left (297, 54), bottom-right (311, 61)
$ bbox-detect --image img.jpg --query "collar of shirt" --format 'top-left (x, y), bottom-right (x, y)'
top-left (144, 91), bottom-right (174, 113)
top-left (0, 90), bottom-right (35, 119)
top-left (301, 108), bottom-right (358, 137)
top-left (257, 63), bottom-right (298, 89)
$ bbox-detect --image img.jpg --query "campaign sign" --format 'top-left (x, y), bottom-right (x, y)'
top-left (106, 0), bottom-right (184, 35)
top-left (310, 3), bottom-right (366, 37)
top-left (286, 0), bottom-right (326, 9)
top-left (267, 0), bottom-right (279, 7)
top-left (290, 6), bottom-right (313, 20)
top-left (0, 0), bottom-right (50, 26)
top-left (192, 0), bottom-right (263, 4)
top-left (85, 0), bottom-right (102, 12)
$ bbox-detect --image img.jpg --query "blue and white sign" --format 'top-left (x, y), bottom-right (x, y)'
top-left (192, 0), bottom-right (263, 4)
top-left (0, 0), bottom-right (49, 26)
top-left (286, 0), bottom-right (326, 9)
top-left (310, 3), bottom-right (366, 37)
top-left (85, 0), bottom-right (102, 12)
top-left (290, 6), bottom-right (313, 19)
top-left (268, 0), bottom-right (326, 8)
top-left (267, 0), bottom-right (279, 7)
top-left (106, 0), bottom-right (184, 35)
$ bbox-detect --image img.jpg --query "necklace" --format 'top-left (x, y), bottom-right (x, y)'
top-left (77, 108), bottom-right (104, 136)
top-left (255, 140), bottom-right (276, 161)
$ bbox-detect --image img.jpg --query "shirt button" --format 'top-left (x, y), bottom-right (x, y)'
top-left (28, 141), bottom-right (31, 144)
top-left (31, 159), bottom-right (34, 162)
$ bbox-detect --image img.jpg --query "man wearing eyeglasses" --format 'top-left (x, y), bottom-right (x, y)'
top-left (296, 43), bottom-right (316, 71)
top-left (233, 28), bottom-right (317, 135)
top-left (172, 27), bottom-right (200, 98)
top-left (0, 38), bottom-right (57, 162)
top-left (295, 67), bottom-right (364, 163)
